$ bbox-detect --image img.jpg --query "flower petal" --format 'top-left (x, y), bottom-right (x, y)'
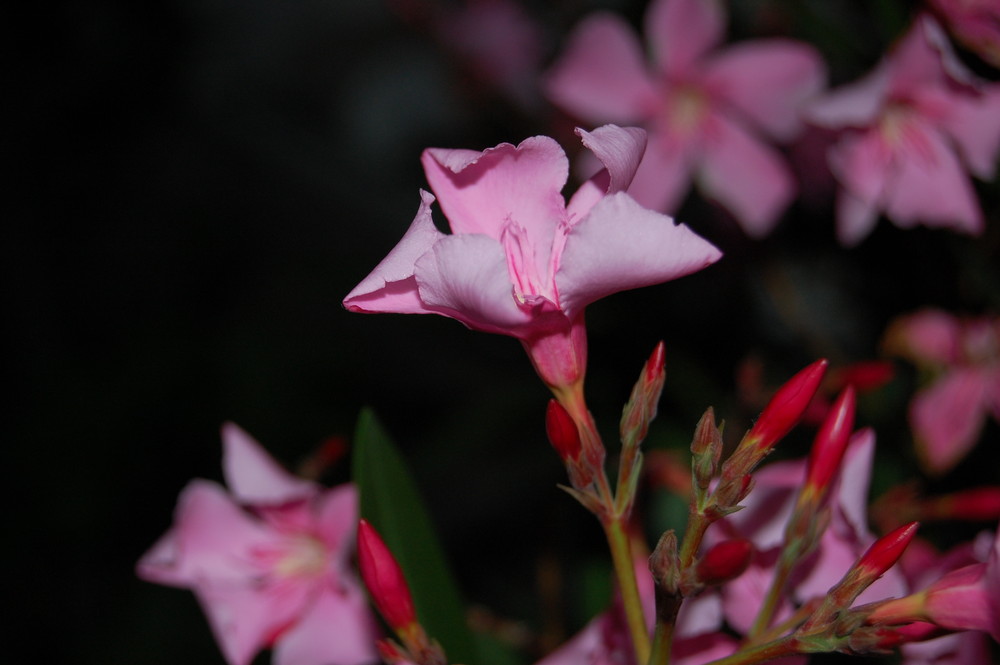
top-left (343, 190), bottom-right (446, 315)
top-left (644, 0), bottom-right (725, 76)
top-left (882, 124), bottom-right (984, 235)
top-left (704, 40), bottom-right (825, 141)
top-left (555, 192), bottom-right (721, 317)
top-left (938, 83), bottom-right (1000, 180)
top-left (272, 584), bottom-right (378, 665)
top-left (885, 308), bottom-right (962, 366)
top-left (421, 136), bottom-right (569, 244)
top-left (222, 423), bottom-right (318, 506)
top-left (313, 484), bottom-right (359, 566)
top-left (414, 233), bottom-right (535, 335)
top-left (543, 13), bottom-right (659, 125)
top-left (136, 480), bottom-right (275, 586)
top-left (624, 134), bottom-right (697, 213)
top-left (805, 67), bottom-right (890, 129)
top-left (697, 113), bottom-right (795, 237)
top-left (566, 124), bottom-right (648, 219)
top-left (911, 368), bottom-right (990, 474)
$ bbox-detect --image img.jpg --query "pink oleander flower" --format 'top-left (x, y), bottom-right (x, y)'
top-left (883, 308), bottom-right (1000, 474)
top-left (929, 0), bottom-right (1000, 68)
top-left (806, 15), bottom-right (1000, 246)
top-left (544, 0), bottom-right (824, 237)
top-left (343, 125), bottom-right (721, 395)
top-left (537, 555), bottom-right (738, 665)
top-left (137, 424), bottom-right (377, 665)
top-left (714, 430), bottom-right (909, 635)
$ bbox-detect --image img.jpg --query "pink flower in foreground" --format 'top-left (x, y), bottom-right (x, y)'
top-left (929, 0), bottom-right (1000, 68)
top-left (137, 424), bottom-right (377, 665)
top-left (884, 308), bottom-right (1000, 474)
top-left (344, 125), bottom-right (721, 393)
top-left (807, 15), bottom-right (1000, 246)
top-left (544, 0), bottom-right (824, 237)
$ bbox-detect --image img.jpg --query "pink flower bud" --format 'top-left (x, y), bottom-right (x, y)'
top-left (697, 539), bottom-right (753, 586)
top-left (804, 387), bottom-right (856, 498)
top-left (357, 519), bottom-right (417, 631)
top-left (546, 399), bottom-right (582, 461)
top-left (747, 359), bottom-right (828, 452)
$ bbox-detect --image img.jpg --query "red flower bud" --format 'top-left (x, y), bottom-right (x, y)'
top-left (747, 359), bottom-right (828, 452)
top-left (804, 387), bottom-right (856, 498)
top-left (697, 539), bottom-right (753, 586)
top-left (858, 522), bottom-right (919, 581)
top-left (546, 399), bottom-right (582, 461)
top-left (357, 519), bottom-right (417, 631)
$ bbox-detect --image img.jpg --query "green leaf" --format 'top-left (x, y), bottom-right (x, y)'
top-left (351, 408), bottom-right (478, 663)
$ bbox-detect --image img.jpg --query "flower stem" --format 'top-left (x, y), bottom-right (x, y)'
top-left (647, 616), bottom-right (674, 665)
top-left (702, 636), bottom-right (802, 665)
top-left (747, 540), bottom-right (799, 639)
top-left (604, 516), bottom-right (651, 664)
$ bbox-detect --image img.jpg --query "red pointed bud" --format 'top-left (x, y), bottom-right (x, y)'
top-left (921, 487), bottom-right (1000, 522)
top-left (620, 341), bottom-right (667, 445)
top-left (803, 387), bottom-right (856, 499)
top-left (830, 522), bottom-right (919, 610)
top-left (696, 538), bottom-right (753, 586)
top-left (357, 519), bottom-right (417, 631)
top-left (747, 359), bottom-right (828, 452)
top-left (546, 399), bottom-right (582, 461)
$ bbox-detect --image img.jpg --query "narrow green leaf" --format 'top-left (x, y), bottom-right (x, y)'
top-left (351, 408), bottom-right (478, 663)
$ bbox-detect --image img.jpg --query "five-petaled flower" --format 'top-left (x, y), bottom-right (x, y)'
top-left (544, 0), bottom-right (824, 237)
top-left (136, 424), bottom-right (377, 665)
top-left (883, 308), bottom-right (1000, 475)
top-left (343, 125), bottom-right (721, 397)
top-left (806, 15), bottom-right (1000, 246)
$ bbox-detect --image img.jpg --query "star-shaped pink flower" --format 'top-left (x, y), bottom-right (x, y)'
top-left (884, 308), bottom-right (1000, 474)
top-left (343, 125), bottom-right (721, 393)
top-left (544, 0), bottom-right (824, 237)
top-left (807, 15), bottom-right (1000, 245)
top-left (137, 424), bottom-right (378, 665)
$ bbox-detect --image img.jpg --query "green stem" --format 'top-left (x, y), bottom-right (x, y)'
top-left (702, 636), bottom-right (802, 665)
top-left (647, 617), bottom-right (674, 665)
top-left (677, 508), bottom-right (710, 569)
top-left (747, 540), bottom-right (800, 638)
top-left (604, 517), bottom-right (651, 665)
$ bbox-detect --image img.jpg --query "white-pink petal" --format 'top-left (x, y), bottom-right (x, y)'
top-left (222, 423), bottom-right (318, 506)
top-left (272, 584), bottom-right (378, 665)
top-left (421, 136), bottom-right (569, 243)
top-left (911, 368), bottom-right (990, 474)
top-left (414, 233), bottom-right (537, 335)
top-left (544, 14), bottom-right (659, 125)
top-left (705, 40), bottom-right (825, 141)
top-left (343, 191), bottom-right (445, 315)
top-left (555, 192), bottom-right (721, 318)
top-left (623, 135), bottom-right (697, 214)
top-left (644, 0), bottom-right (725, 77)
top-left (697, 113), bottom-right (795, 237)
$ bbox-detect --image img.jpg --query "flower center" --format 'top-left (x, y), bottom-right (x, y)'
top-left (274, 534), bottom-right (330, 580)
top-left (501, 217), bottom-right (549, 306)
top-left (667, 85), bottom-right (709, 135)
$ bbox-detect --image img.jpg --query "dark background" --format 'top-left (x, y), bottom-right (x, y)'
top-left (8, 0), bottom-right (999, 663)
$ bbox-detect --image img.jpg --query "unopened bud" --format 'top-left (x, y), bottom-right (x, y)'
top-left (696, 539), bottom-right (753, 586)
top-left (620, 341), bottom-right (667, 446)
top-left (358, 519), bottom-right (417, 631)
top-left (746, 359), bottom-right (828, 453)
top-left (649, 530), bottom-right (680, 593)
top-left (546, 399), bottom-right (582, 461)
top-left (833, 522), bottom-right (919, 608)
top-left (803, 387), bottom-right (856, 501)
top-left (691, 408), bottom-right (723, 492)
top-left (921, 487), bottom-right (1000, 522)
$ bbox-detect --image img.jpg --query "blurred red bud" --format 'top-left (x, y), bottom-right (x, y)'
top-left (858, 522), bottom-right (920, 582)
top-left (697, 539), bottom-right (753, 586)
top-left (546, 399), bottom-right (582, 461)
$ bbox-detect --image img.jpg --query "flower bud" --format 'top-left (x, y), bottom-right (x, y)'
top-left (691, 407), bottom-right (723, 492)
top-left (803, 387), bottom-right (856, 501)
top-left (747, 359), bottom-right (828, 453)
top-left (833, 522), bottom-right (919, 608)
top-left (546, 399), bottom-right (582, 461)
top-left (921, 487), bottom-right (1000, 522)
top-left (696, 538), bottom-right (753, 586)
top-left (620, 341), bottom-right (667, 446)
top-left (357, 519), bottom-right (417, 631)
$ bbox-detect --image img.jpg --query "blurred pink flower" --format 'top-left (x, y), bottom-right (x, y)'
top-left (343, 125), bottom-right (721, 392)
top-left (715, 430), bottom-right (908, 636)
top-left (884, 308), bottom-right (1000, 474)
top-left (929, 0), bottom-right (1000, 68)
top-left (544, 0), bottom-right (824, 237)
top-left (807, 15), bottom-right (1000, 245)
top-left (536, 556), bottom-right (737, 665)
top-left (137, 424), bottom-right (377, 665)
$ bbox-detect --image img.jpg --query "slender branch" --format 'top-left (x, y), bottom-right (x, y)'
top-left (603, 517), bottom-right (651, 664)
top-left (701, 636), bottom-right (803, 665)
